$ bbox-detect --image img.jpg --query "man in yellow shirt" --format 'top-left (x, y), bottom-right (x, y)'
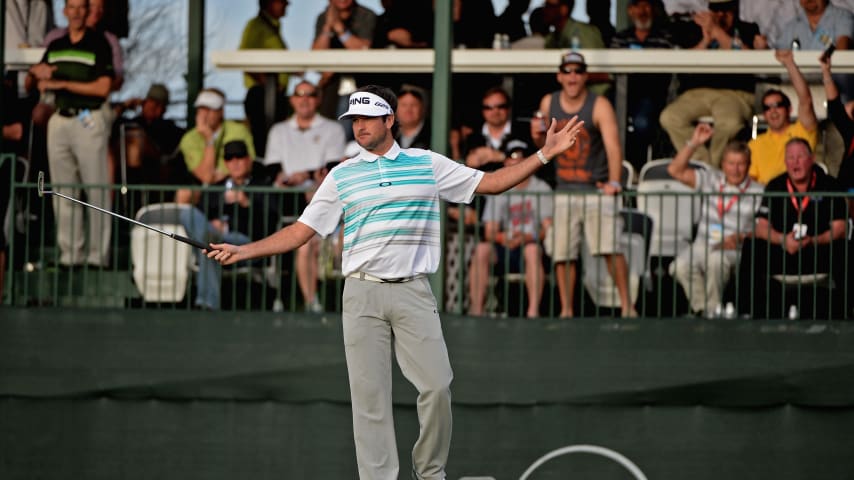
top-left (239, 0), bottom-right (290, 154)
top-left (748, 50), bottom-right (818, 184)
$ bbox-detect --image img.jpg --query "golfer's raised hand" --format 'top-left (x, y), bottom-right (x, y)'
top-left (541, 115), bottom-right (584, 159)
top-left (207, 242), bottom-right (242, 265)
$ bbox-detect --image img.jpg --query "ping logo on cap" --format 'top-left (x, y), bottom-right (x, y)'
top-left (339, 92), bottom-right (394, 120)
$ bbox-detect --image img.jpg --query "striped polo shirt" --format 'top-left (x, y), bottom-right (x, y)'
top-left (298, 142), bottom-right (484, 278)
top-left (41, 29), bottom-right (113, 110)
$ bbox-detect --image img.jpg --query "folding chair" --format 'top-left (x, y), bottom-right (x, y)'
top-left (130, 203), bottom-right (196, 303)
top-left (582, 208), bottom-right (653, 310)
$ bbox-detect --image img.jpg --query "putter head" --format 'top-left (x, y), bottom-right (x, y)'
top-left (37, 171), bottom-right (45, 197)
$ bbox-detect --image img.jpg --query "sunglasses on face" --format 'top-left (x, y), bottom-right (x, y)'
top-left (224, 155), bottom-right (246, 162)
top-left (482, 103), bottom-right (509, 111)
top-left (293, 90), bottom-right (318, 98)
top-left (560, 65), bottom-right (587, 75)
top-left (762, 101), bottom-right (787, 111)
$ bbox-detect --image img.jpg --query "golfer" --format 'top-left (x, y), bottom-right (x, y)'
top-left (209, 85), bottom-right (582, 480)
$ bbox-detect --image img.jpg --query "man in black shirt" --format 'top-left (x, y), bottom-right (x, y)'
top-left (27, 0), bottom-right (114, 267)
top-left (737, 138), bottom-right (848, 319)
top-left (179, 140), bottom-right (278, 310)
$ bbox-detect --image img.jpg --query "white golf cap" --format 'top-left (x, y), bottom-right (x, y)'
top-left (338, 91), bottom-right (394, 120)
top-left (194, 90), bottom-right (225, 110)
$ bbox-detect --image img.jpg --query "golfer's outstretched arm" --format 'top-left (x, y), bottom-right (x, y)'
top-left (475, 116), bottom-right (583, 195)
top-left (208, 221), bottom-right (317, 266)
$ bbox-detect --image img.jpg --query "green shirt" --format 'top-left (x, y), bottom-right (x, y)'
top-left (42, 29), bottom-right (114, 110)
top-left (239, 12), bottom-right (288, 89)
top-left (179, 120), bottom-right (256, 180)
top-left (545, 19), bottom-right (605, 50)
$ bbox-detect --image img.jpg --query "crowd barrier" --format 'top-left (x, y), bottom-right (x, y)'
top-left (3, 164), bottom-right (852, 319)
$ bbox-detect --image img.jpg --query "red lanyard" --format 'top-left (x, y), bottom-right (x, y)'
top-left (786, 171), bottom-right (816, 213)
top-left (717, 179), bottom-right (751, 220)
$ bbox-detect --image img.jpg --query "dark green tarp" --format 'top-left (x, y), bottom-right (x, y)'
top-left (2, 309), bottom-right (853, 479)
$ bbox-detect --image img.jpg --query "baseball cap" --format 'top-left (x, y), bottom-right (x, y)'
top-left (708, 0), bottom-right (737, 11)
top-left (145, 84), bottom-right (170, 105)
top-left (559, 51), bottom-right (587, 68)
top-left (223, 140), bottom-right (250, 160)
top-left (505, 139), bottom-right (530, 158)
top-left (338, 91), bottom-right (394, 120)
top-left (194, 89), bottom-right (225, 110)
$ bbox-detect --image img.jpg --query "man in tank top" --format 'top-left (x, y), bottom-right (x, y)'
top-left (530, 51), bottom-right (636, 318)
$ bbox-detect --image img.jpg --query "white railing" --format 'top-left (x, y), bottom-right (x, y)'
top-left (209, 48), bottom-right (854, 74)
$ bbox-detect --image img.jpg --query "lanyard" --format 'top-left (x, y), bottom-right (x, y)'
top-left (786, 171), bottom-right (816, 213)
top-left (717, 178), bottom-right (751, 220)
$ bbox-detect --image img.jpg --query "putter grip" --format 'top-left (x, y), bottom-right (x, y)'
top-left (173, 233), bottom-right (211, 250)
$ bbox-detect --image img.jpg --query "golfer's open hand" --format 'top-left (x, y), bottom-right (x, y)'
top-left (207, 243), bottom-right (241, 265)
top-left (541, 115), bottom-right (584, 159)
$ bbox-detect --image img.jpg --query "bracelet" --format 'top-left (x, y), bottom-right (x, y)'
top-left (607, 180), bottom-right (622, 189)
top-left (205, 139), bottom-right (215, 148)
top-left (685, 139), bottom-right (698, 149)
top-left (338, 31), bottom-right (352, 43)
top-left (536, 149), bottom-right (549, 165)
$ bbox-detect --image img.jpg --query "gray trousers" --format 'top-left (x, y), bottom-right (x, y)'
top-left (342, 276), bottom-right (453, 480)
top-left (46, 109), bottom-right (111, 266)
top-left (671, 242), bottom-right (739, 314)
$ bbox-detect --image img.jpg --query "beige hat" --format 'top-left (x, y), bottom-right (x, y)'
top-left (194, 89), bottom-right (225, 110)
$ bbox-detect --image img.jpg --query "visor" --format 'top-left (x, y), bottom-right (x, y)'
top-left (338, 92), bottom-right (394, 120)
top-left (194, 90), bottom-right (224, 110)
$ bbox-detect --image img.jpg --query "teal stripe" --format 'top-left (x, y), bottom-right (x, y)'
top-left (339, 178), bottom-right (438, 201)
top-left (336, 167), bottom-right (435, 192)
top-left (344, 199), bottom-right (436, 223)
top-left (344, 210), bottom-right (440, 236)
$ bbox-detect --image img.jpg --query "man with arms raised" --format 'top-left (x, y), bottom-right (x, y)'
top-left (668, 124), bottom-right (764, 317)
top-left (748, 50), bottom-right (818, 185)
top-left (208, 85), bottom-right (583, 480)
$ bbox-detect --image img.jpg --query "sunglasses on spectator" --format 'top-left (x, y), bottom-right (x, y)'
top-left (762, 101), bottom-right (787, 111)
top-left (482, 103), bottom-right (509, 111)
top-left (293, 90), bottom-right (318, 98)
top-left (224, 154), bottom-right (246, 161)
top-left (560, 65), bottom-right (587, 74)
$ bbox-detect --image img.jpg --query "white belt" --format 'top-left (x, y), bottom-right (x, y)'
top-left (348, 271), bottom-right (425, 284)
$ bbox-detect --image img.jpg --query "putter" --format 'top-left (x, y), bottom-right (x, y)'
top-left (37, 171), bottom-right (212, 251)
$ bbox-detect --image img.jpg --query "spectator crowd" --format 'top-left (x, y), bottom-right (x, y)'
top-left (2, 0), bottom-right (854, 318)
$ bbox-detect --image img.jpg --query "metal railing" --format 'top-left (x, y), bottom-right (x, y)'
top-left (4, 172), bottom-right (852, 320)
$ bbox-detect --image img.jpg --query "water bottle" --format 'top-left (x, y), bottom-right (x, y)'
top-left (501, 34), bottom-right (510, 49)
top-left (724, 302), bottom-right (736, 319)
top-left (492, 33), bottom-right (503, 50)
top-left (534, 110), bottom-right (547, 134)
top-left (788, 305), bottom-right (798, 321)
top-left (41, 90), bottom-right (55, 107)
top-left (732, 28), bottom-right (742, 49)
top-left (571, 30), bottom-right (581, 51)
top-left (222, 178), bottom-right (234, 233)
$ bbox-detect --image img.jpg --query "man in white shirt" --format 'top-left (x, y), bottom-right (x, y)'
top-left (208, 84), bottom-right (583, 480)
top-left (667, 123), bottom-right (764, 316)
top-left (264, 79), bottom-right (346, 312)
